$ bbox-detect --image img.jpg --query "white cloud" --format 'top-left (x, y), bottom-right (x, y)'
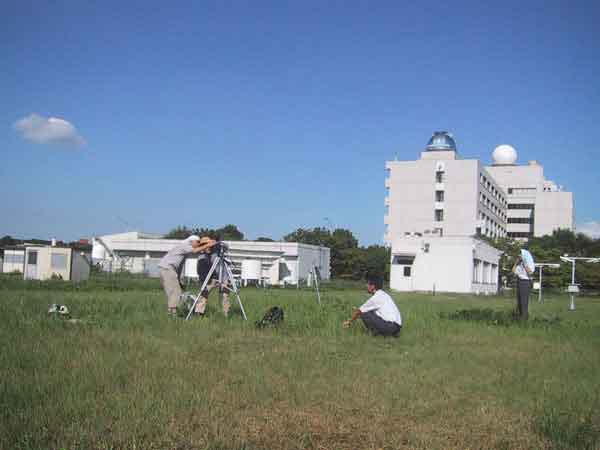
top-left (13, 113), bottom-right (86, 146)
top-left (577, 221), bottom-right (600, 239)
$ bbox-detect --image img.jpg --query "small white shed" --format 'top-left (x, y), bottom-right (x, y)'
top-left (22, 245), bottom-right (90, 282)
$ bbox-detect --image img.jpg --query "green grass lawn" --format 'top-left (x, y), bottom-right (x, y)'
top-left (1, 275), bottom-right (599, 450)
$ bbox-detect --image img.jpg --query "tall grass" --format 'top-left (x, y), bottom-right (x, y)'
top-left (1, 275), bottom-right (599, 449)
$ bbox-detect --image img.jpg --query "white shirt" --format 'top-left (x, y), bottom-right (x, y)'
top-left (514, 262), bottom-right (530, 280)
top-left (158, 241), bottom-right (194, 270)
top-left (359, 290), bottom-right (402, 326)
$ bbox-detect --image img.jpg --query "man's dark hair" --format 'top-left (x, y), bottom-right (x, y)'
top-left (367, 275), bottom-right (384, 290)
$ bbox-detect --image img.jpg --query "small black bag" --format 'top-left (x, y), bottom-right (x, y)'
top-left (256, 306), bottom-right (284, 328)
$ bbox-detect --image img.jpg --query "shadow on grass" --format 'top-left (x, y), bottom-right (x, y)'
top-left (534, 406), bottom-right (600, 450)
top-left (440, 308), bottom-right (561, 327)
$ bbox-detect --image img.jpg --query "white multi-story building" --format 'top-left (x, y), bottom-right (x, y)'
top-left (485, 145), bottom-right (574, 239)
top-left (384, 131), bottom-right (574, 293)
top-left (384, 131), bottom-right (508, 244)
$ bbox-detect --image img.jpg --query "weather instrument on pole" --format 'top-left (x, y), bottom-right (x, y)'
top-left (534, 263), bottom-right (560, 304)
top-left (559, 255), bottom-right (600, 311)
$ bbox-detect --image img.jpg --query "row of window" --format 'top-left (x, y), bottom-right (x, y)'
top-left (3, 252), bottom-right (68, 269)
top-left (507, 217), bottom-right (532, 224)
top-left (508, 232), bottom-right (533, 238)
top-left (480, 192), bottom-right (507, 221)
top-left (480, 173), bottom-right (507, 207)
top-left (403, 228), bottom-right (443, 237)
top-left (508, 203), bottom-right (535, 210)
top-left (3, 254), bottom-right (24, 264)
top-left (473, 259), bottom-right (498, 284)
top-left (477, 227), bottom-right (505, 239)
top-left (479, 212), bottom-right (507, 237)
top-left (507, 187), bottom-right (536, 196)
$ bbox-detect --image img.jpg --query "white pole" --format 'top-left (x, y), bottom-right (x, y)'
top-left (538, 266), bottom-right (543, 303)
top-left (569, 259), bottom-right (576, 311)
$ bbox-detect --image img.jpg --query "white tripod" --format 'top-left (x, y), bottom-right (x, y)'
top-left (185, 250), bottom-right (247, 321)
top-left (310, 265), bottom-right (322, 305)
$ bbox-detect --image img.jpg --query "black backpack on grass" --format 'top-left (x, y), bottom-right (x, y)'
top-left (256, 306), bottom-right (284, 328)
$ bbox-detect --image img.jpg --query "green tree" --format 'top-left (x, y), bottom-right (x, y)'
top-left (163, 226), bottom-right (195, 240)
top-left (282, 227), bottom-right (386, 280)
top-left (215, 224), bottom-right (244, 241)
top-left (164, 224), bottom-right (245, 241)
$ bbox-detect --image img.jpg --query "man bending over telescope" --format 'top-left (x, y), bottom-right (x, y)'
top-left (158, 235), bottom-right (216, 315)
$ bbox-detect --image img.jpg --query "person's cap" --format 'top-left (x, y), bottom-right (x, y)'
top-left (187, 235), bottom-right (201, 242)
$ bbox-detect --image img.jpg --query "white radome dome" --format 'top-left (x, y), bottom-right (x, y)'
top-left (492, 144), bottom-right (517, 165)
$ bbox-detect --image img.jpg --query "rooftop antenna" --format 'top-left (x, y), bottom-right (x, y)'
top-left (559, 255), bottom-right (600, 311)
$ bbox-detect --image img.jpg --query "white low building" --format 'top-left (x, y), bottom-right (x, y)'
top-left (2, 248), bottom-right (25, 274)
top-left (92, 232), bottom-right (330, 285)
top-left (1, 245), bottom-right (90, 282)
top-left (390, 236), bottom-right (502, 294)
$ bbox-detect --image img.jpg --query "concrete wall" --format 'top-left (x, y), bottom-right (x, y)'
top-left (534, 191), bottom-right (574, 237)
top-left (70, 252), bottom-right (91, 282)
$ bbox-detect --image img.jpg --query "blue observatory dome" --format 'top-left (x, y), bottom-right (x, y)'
top-left (426, 131), bottom-right (457, 152)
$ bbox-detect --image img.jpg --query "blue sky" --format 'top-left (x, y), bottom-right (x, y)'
top-left (1, 0), bottom-right (599, 244)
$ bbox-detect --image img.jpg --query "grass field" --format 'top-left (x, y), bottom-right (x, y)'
top-left (1, 275), bottom-right (599, 450)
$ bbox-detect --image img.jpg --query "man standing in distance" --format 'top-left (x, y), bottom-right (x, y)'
top-left (343, 276), bottom-right (402, 337)
top-left (158, 235), bottom-right (215, 314)
top-left (512, 248), bottom-right (535, 320)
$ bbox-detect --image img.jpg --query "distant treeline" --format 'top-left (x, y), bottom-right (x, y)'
top-left (483, 229), bottom-right (600, 289)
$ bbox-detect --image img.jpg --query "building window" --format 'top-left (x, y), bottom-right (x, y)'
top-left (392, 255), bottom-right (415, 265)
top-left (435, 209), bottom-right (444, 221)
top-left (51, 253), bottom-right (68, 269)
top-left (508, 217), bottom-right (532, 224)
top-left (435, 190), bottom-right (444, 202)
top-left (435, 171), bottom-right (444, 183)
top-left (403, 266), bottom-right (411, 277)
top-left (5, 253), bottom-right (24, 264)
top-left (27, 252), bottom-right (38, 265)
top-left (508, 203), bottom-right (535, 210)
top-left (508, 232), bottom-right (533, 239)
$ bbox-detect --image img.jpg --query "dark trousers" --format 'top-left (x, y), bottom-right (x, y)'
top-left (516, 279), bottom-right (531, 320)
top-left (361, 311), bottom-right (401, 337)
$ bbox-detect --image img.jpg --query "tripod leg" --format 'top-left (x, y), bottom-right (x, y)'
top-left (186, 256), bottom-right (220, 320)
top-left (313, 267), bottom-right (321, 305)
top-left (225, 263), bottom-right (247, 320)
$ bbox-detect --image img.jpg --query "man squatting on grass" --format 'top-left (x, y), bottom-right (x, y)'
top-left (343, 276), bottom-right (402, 337)
top-left (158, 235), bottom-right (216, 314)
